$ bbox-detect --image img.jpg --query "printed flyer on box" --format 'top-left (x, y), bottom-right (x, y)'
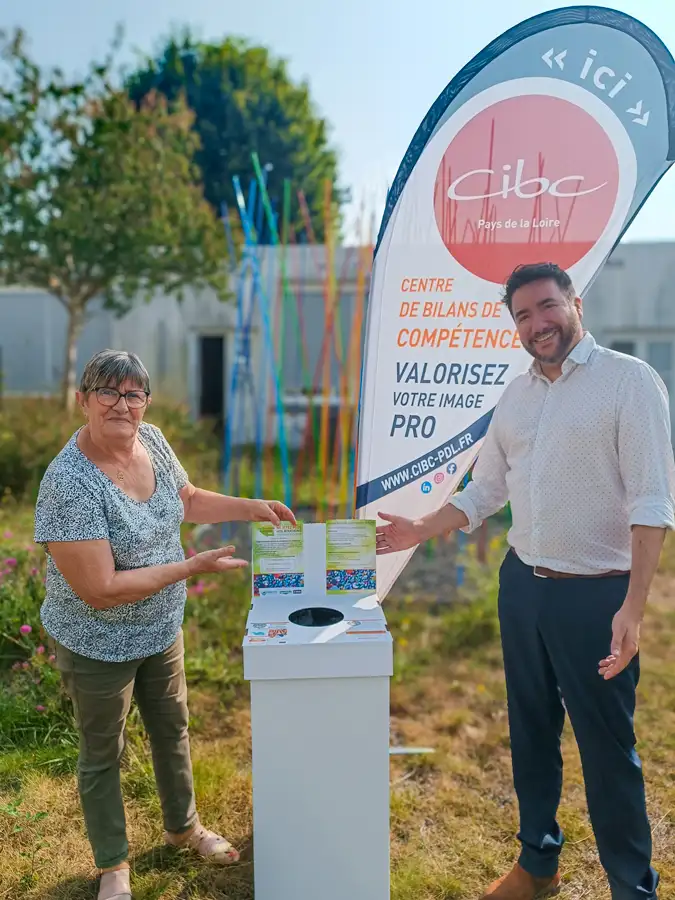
top-left (247, 622), bottom-right (289, 644)
top-left (326, 519), bottom-right (377, 594)
top-left (252, 522), bottom-right (305, 597)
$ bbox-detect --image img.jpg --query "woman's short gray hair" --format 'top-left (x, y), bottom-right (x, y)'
top-left (79, 349), bottom-right (151, 394)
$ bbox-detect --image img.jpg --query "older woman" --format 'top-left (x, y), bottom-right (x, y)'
top-left (34, 349), bottom-right (296, 900)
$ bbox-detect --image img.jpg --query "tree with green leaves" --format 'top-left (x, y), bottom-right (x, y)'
top-left (127, 33), bottom-right (345, 242)
top-left (0, 29), bottom-right (230, 411)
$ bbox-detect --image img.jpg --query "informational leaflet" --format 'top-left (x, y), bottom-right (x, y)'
top-left (326, 519), bottom-right (376, 595)
top-left (247, 622), bottom-right (289, 643)
top-left (252, 522), bottom-right (305, 597)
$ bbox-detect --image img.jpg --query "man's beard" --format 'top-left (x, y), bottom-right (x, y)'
top-left (524, 318), bottom-right (580, 365)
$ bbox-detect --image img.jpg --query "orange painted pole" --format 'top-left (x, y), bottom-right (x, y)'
top-left (318, 179), bottom-right (334, 518)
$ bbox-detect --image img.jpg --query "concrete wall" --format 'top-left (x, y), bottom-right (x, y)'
top-left (0, 289), bottom-right (113, 395)
top-left (106, 245), bottom-right (370, 446)
top-left (583, 242), bottom-right (675, 412)
top-left (584, 242), bottom-right (675, 337)
top-left (4, 240), bottom-right (674, 427)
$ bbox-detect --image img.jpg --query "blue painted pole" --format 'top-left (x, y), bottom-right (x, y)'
top-left (221, 202), bottom-right (243, 490)
top-left (232, 176), bottom-right (293, 508)
top-left (455, 471), bottom-right (471, 589)
top-left (242, 179), bottom-right (263, 501)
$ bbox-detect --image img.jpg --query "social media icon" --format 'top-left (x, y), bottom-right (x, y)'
top-left (421, 481), bottom-right (432, 494)
top-left (434, 472), bottom-right (445, 484)
top-left (447, 462), bottom-right (458, 475)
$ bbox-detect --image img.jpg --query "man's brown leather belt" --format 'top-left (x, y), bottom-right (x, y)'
top-left (513, 551), bottom-right (629, 579)
top-left (532, 565), bottom-right (629, 579)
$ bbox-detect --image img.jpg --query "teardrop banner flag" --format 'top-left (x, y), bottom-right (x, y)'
top-left (355, 6), bottom-right (675, 600)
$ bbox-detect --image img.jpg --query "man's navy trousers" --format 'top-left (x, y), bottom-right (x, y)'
top-left (498, 549), bottom-right (658, 899)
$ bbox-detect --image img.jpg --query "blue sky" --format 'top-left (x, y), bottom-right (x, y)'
top-left (8, 0), bottom-right (675, 243)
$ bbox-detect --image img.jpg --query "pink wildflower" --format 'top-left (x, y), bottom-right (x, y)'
top-left (31, 567), bottom-right (39, 576)
top-left (3, 530), bottom-right (12, 539)
top-left (48, 654), bottom-right (56, 663)
top-left (36, 646), bottom-right (45, 655)
top-left (11, 662), bottom-right (21, 671)
top-left (21, 661), bottom-right (30, 670)
top-left (36, 705), bottom-right (46, 713)
top-left (20, 624), bottom-right (32, 635)
top-left (5, 558), bottom-right (17, 567)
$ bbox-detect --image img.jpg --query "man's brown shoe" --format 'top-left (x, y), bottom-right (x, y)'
top-left (480, 863), bottom-right (561, 899)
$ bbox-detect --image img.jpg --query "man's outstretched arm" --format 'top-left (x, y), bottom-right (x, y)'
top-left (376, 406), bottom-right (510, 554)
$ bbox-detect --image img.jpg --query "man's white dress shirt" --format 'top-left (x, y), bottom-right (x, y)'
top-left (450, 333), bottom-right (675, 574)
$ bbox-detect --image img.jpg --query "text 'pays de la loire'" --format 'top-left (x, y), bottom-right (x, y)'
top-left (476, 217), bottom-right (561, 231)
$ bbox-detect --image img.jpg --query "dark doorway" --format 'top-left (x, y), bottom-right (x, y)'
top-left (199, 335), bottom-right (225, 420)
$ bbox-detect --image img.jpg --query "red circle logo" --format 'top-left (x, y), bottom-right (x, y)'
top-left (433, 95), bottom-right (620, 284)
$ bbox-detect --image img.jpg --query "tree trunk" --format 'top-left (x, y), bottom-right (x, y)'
top-left (62, 302), bottom-right (85, 412)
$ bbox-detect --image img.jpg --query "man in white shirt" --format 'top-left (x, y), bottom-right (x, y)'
top-left (376, 262), bottom-right (674, 900)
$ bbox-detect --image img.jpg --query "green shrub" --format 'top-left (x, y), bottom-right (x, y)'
top-left (437, 537), bottom-right (504, 657)
top-left (0, 542), bottom-right (46, 669)
top-left (0, 538), bottom-right (76, 748)
top-left (438, 594), bottom-right (500, 655)
top-left (0, 398), bottom-right (221, 501)
top-left (182, 562), bottom-right (250, 695)
top-left (0, 647), bottom-right (77, 749)
top-left (0, 526), bottom-right (252, 748)
top-left (0, 396), bottom-right (339, 505)
top-left (384, 535), bottom-right (507, 680)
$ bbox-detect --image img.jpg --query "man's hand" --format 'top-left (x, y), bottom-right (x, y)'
top-left (598, 602), bottom-right (642, 680)
top-left (599, 526), bottom-right (665, 680)
top-left (248, 499), bottom-right (297, 527)
top-left (376, 512), bottom-right (426, 554)
top-left (376, 503), bottom-right (470, 554)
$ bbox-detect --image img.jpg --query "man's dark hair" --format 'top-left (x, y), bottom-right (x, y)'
top-left (502, 263), bottom-right (575, 314)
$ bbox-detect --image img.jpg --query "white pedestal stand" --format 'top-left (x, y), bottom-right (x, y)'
top-left (243, 523), bottom-right (393, 900)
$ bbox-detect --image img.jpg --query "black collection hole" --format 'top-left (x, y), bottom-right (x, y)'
top-left (288, 607), bottom-right (345, 627)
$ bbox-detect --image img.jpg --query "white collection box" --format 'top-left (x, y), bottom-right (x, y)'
top-left (243, 521), bottom-right (393, 900)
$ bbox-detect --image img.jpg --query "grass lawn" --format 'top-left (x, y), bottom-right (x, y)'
top-left (1, 507), bottom-right (674, 900)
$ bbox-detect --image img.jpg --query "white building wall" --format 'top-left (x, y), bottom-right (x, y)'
top-left (5, 241), bottom-right (674, 434)
top-left (0, 288), bottom-right (113, 395)
top-left (583, 242), bottom-right (675, 420)
top-left (584, 243), bottom-right (675, 336)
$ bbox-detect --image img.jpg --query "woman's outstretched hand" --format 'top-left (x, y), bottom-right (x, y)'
top-left (189, 546), bottom-right (249, 576)
top-left (248, 499), bottom-right (297, 527)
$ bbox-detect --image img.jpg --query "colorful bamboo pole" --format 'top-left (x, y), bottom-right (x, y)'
top-left (248, 161), bottom-right (318, 504)
top-left (341, 232), bottom-right (369, 515)
top-left (232, 172), bottom-right (293, 508)
top-left (227, 164), bottom-right (382, 520)
top-left (317, 179), bottom-right (335, 518)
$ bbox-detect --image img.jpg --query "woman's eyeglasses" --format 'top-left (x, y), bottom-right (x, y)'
top-left (94, 387), bottom-right (150, 409)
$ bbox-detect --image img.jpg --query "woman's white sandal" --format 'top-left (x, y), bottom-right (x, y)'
top-left (98, 868), bottom-right (132, 900)
top-left (165, 822), bottom-right (240, 865)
